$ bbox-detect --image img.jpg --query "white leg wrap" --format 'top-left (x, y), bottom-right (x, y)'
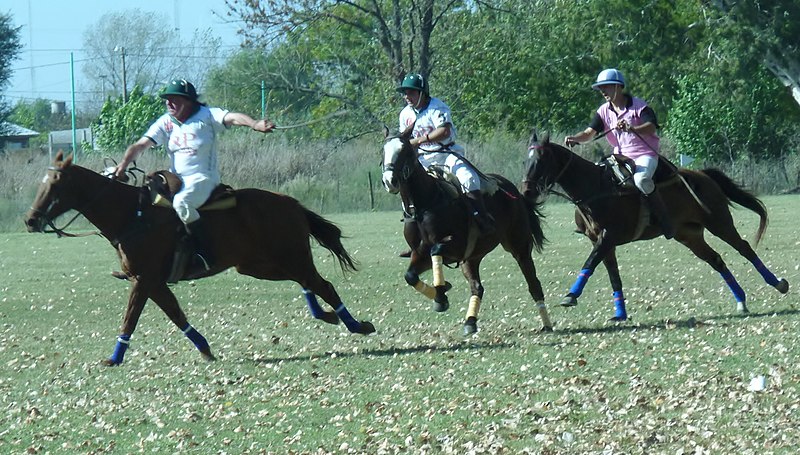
top-left (536, 301), bottom-right (552, 328)
top-left (467, 295), bottom-right (481, 319)
top-left (432, 255), bottom-right (445, 287)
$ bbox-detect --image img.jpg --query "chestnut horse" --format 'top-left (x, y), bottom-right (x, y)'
top-left (24, 153), bottom-right (375, 366)
top-left (521, 134), bottom-right (789, 321)
top-left (382, 128), bottom-right (553, 335)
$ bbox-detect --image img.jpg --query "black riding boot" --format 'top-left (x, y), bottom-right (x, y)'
top-left (466, 190), bottom-right (496, 235)
top-left (186, 219), bottom-right (215, 270)
top-left (645, 187), bottom-right (675, 240)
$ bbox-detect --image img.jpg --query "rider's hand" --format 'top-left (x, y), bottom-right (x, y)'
top-left (616, 120), bottom-right (632, 132)
top-left (113, 165), bottom-right (129, 182)
top-left (252, 119), bottom-right (276, 133)
top-left (564, 136), bottom-right (579, 148)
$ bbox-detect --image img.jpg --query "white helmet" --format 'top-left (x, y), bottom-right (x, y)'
top-left (592, 68), bottom-right (625, 89)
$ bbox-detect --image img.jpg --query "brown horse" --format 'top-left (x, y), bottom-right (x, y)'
top-left (521, 134), bottom-right (789, 320)
top-left (24, 153), bottom-right (375, 366)
top-left (381, 128), bottom-right (553, 335)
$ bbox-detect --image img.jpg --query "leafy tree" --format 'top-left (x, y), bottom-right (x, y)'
top-left (0, 12), bottom-right (23, 133)
top-left (81, 9), bottom-right (223, 112)
top-left (9, 99), bottom-right (73, 132)
top-left (91, 86), bottom-right (164, 153)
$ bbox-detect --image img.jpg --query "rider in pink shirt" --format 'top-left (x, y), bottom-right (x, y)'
top-left (565, 68), bottom-right (675, 239)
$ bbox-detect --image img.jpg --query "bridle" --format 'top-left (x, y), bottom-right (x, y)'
top-left (523, 143), bottom-right (575, 199)
top-left (29, 166), bottom-right (111, 238)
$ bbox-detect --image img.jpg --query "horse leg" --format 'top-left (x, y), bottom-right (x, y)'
top-left (429, 243), bottom-right (453, 312)
top-left (706, 223), bottom-right (790, 295)
top-left (678, 235), bottom-right (749, 313)
top-left (149, 282), bottom-right (215, 361)
top-left (301, 271), bottom-right (376, 335)
top-left (509, 246), bottom-right (552, 332)
top-left (460, 259), bottom-right (485, 335)
top-left (301, 288), bottom-right (340, 325)
top-left (562, 229), bottom-right (616, 307)
top-left (403, 251), bottom-right (452, 311)
top-left (602, 249), bottom-right (628, 322)
top-left (103, 278), bottom-right (150, 366)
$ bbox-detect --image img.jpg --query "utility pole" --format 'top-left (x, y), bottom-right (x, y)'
top-left (114, 46), bottom-right (128, 103)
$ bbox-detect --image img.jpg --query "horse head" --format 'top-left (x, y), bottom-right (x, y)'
top-left (24, 152), bottom-right (81, 233)
top-left (381, 124), bottom-right (418, 194)
top-left (521, 131), bottom-right (572, 202)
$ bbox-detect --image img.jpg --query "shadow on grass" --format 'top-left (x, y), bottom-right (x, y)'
top-left (557, 306), bottom-right (800, 336)
top-left (251, 340), bottom-right (515, 365)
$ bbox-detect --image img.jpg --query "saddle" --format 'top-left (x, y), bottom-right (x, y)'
top-left (146, 170), bottom-right (236, 210)
top-left (426, 165), bottom-right (499, 198)
top-left (598, 154), bottom-right (678, 194)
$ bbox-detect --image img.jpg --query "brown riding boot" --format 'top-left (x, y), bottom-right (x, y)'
top-left (466, 190), bottom-right (496, 235)
top-left (645, 187), bottom-right (675, 239)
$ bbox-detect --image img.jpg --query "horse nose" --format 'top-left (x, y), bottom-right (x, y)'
top-left (382, 171), bottom-right (398, 193)
top-left (23, 212), bottom-right (43, 232)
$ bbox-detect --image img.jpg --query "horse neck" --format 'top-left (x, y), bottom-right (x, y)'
top-left (401, 162), bottom-right (440, 210)
top-left (70, 166), bottom-right (140, 237)
top-left (551, 146), bottom-right (607, 201)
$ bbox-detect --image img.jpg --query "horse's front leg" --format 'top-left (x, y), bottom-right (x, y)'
top-left (149, 282), bottom-right (215, 361)
top-left (561, 229), bottom-right (616, 307)
top-left (460, 259), bottom-right (484, 335)
top-left (602, 249), bottom-right (628, 322)
top-left (103, 278), bottom-right (151, 366)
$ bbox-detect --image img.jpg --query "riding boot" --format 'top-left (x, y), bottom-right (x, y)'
top-left (466, 190), bottom-right (496, 235)
top-left (645, 187), bottom-right (675, 240)
top-left (186, 218), bottom-right (215, 270)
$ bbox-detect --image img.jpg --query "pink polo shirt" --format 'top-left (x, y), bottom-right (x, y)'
top-left (597, 96), bottom-right (659, 160)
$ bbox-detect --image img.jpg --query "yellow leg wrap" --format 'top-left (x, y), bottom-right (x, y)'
top-left (432, 255), bottom-right (445, 287)
top-left (536, 301), bottom-right (552, 328)
top-left (467, 295), bottom-right (481, 319)
top-left (413, 280), bottom-right (437, 300)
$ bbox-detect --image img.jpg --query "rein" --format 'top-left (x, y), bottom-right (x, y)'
top-left (272, 110), bottom-right (348, 130)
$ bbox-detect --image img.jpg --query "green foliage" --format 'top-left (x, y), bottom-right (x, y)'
top-left (91, 86), bottom-right (164, 153)
top-left (0, 12), bottom-right (23, 127)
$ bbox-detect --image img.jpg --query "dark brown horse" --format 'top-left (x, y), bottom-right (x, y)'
top-left (521, 134), bottom-right (789, 320)
top-left (381, 128), bottom-right (553, 335)
top-left (24, 153), bottom-right (375, 366)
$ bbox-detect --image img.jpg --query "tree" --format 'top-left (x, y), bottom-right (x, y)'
top-left (91, 86), bottom-right (164, 153)
top-left (81, 9), bottom-right (223, 112)
top-left (0, 12), bottom-right (23, 133)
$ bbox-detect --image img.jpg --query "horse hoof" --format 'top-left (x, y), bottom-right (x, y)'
top-left (444, 281), bottom-right (453, 292)
top-left (358, 321), bottom-right (376, 335)
top-left (776, 279), bottom-right (789, 294)
top-left (540, 325), bottom-right (554, 333)
top-left (608, 316), bottom-right (628, 322)
top-left (101, 358), bottom-right (120, 367)
top-left (200, 350), bottom-right (217, 362)
top-left (463, 317), bottom-right (478, 336)
top-left (736, 302), bottom-right (749, 314)
top-left (320, 311), bottom-right (340, 325)
top-left (433, 300), bottom-right (449, 312)
top-left (560, 295), bottom-right (578, 307)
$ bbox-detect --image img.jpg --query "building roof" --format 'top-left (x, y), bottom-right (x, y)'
top-left (1, 122), bottom-right (40, 138)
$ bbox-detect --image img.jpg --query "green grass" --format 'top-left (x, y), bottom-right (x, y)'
top-left (1, 197), bottom-right (799, 454)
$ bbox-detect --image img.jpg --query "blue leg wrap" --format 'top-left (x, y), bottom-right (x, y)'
top-left (612, 291), bottom-right (627, 320)
top-left (720, 270), bottom-right (746, 304)
top-left (303, 288), bottom-right (326, 319)
top-left (109, 334), bottom-right (131, 365)
top-left (751, 257), bottom-right (780, 287)
top-left (335, 304), bottom-right (361, 333)
top-left (568, 268), bottom-right (593, 297)
top-left (182, 323), bottom-right (209, 352)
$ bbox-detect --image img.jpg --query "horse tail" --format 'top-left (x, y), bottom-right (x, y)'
top-left (303, 207), bottom-right (358, 273)
top-left (495, 176), bottom-right (547, 253)
top-left (523, 196), bottom-right (548, 253)
top-left (701, 168), bottom-right (768, 246)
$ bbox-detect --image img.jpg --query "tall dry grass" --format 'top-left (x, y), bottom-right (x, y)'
top-left (2, 129), bottom-right (798, 232)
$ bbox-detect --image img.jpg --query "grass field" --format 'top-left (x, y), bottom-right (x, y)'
top-left (1, 197), bottom-right (799, 454)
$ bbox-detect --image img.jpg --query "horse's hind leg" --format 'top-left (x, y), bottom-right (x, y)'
top-left (562, 230), bottom-right (616, 307)
top-left (299, 269), bottom-right (376, 335)
top-left (508, 246), bottom-right (553, 332)
top-left (460, 259), bottom-right (484, 335)
top-left (149, 283), bottom-right (215, 361)
top-left (678, 234), bottom-right (749, 313)
top-left (705, 221), bottom-right (789, 295)
top-left (602, 250), bottom-right (628, 322)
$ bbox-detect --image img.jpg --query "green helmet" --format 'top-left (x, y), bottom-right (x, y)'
top-left (159, 79), bottom-right (198, 101)
top-left (396, 73), bottom-right (428, 94)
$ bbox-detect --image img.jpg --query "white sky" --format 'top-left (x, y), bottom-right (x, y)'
top-left (4, 0), bottom-right (245, 105)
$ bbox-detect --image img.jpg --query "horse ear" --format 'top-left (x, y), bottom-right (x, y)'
top-left (400, 122), bottom-right (415, 140)
top-left (55, 151), bottom-right (64, 162)
top-left (383, 125), bottom-right (390, 139)
top-left (63, 154), bottom-right (74, 167)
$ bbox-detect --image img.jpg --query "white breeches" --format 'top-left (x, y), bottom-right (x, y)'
top-left (173, 174), bottom-right (217, 224)
top-left (418, 151), bottom-right (481, 192)
top-left (633, 155), bottom-right (658, 195)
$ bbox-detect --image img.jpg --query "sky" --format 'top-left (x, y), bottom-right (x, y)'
top-left (3, 0), bottom-right (245, 107)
